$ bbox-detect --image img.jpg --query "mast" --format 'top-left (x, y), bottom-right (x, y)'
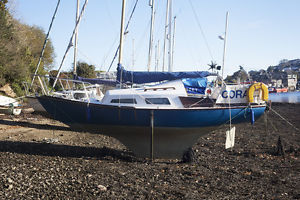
top-left (221, 11), bottom-right (229, 85)
top-left (167, 0), bottom-right (172, 72)
top-left (132, 39), bottom-right (135, 68)
top-left (52, 0), bottom-right (88, 89)
top-left (73, 0), bottom-right (80, 76)
top-left (118, 0), bottom-right (126, 65)
top-left (147, 0), bottom-right (155, 71)
top-left (155, 40), bottom-right (160, 71)
top-left (118, 0), bottom-right (126, 87)
top-left (162, 0), bottom-right (170, 72)
top-left (171, 16), bottom-right (176, 71)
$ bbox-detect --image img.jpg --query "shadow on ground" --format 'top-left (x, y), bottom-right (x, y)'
top-left (0, 119), bottom-right (72, 132)
top-left (0, 140), bottom-right (136, 162)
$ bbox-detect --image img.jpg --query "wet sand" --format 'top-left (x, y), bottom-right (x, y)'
top-left (0, 103), bottom-right (299, 199)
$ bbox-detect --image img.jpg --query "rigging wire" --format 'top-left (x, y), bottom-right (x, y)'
top-left (30, 0), bottom-right (61, 91)
top-left (188, 0), bottom-right (214, 62)
top-left (129, 19), bottom-right (152, 70)
top-left (77, 49), bottom-right (98, 68)
top-left (52, 0), bottom-right (89, 90)
top-left (107, 0), bottom-right (139, 72)
top-left (102, 0), bottom-right (137, 70)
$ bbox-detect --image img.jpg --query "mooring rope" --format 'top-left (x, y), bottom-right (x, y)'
top-left (267, 105), bottom-right (299, 132)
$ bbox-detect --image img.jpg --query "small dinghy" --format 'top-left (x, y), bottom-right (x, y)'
top-left (0, 95), bottom-right (22, 115)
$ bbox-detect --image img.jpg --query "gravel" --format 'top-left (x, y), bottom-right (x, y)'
top-left (0, 103), bottom-right (299, 199)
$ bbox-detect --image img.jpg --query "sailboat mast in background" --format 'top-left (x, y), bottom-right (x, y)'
top-left (155, 40), bottom-right (160, 71)
top-left (118, 0), bottom-right (126, 65)
top-left (118, 0), bottom-right (126, 87)
top-left (171, 16), bottom-right (176, 72)
top-left (162, 0), bottom-right (170, 72)
top-left (167, 0), bottom-right (172, 72)
top-left (221, 11), bottom-right (229, 84)
top-left (147, 0), bottom-right (155, 71)
top-left (73, 0), bottom-right (80, 76)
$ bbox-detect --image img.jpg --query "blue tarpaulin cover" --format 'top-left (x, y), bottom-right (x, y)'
top-left (182, 78), bottom-right (207, 94)
top-left (117, 65), bottom-right (212, 84)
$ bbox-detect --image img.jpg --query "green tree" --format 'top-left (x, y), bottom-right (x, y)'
top-left (76, 61), bottom-right (96, 78)
top-left (48, 70), bottom-right (73, 91)
top-left (0, 9), bottom-right (55, 96)
top-left (0, 0), bottom-right (8, 10)
top-left (0, 5), bottom-right (15, 87)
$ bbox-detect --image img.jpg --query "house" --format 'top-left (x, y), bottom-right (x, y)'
top-left (284, 72), bottom-right (297, 91)
top-left (96, 72), bottom-right (117, 80)
top-left (270, 79), bottom-right (283, 88)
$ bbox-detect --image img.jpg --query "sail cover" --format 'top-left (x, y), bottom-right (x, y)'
top-left (117, 65), bottom-right (212, 84)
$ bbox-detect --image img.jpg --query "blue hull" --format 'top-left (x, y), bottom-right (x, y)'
top-left (37, 96), bottom-right (266, 158)
top-left (38, 96), bottom-right (265, 128)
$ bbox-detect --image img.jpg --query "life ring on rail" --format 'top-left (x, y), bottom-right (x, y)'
top-left (247, 82), bottom-right (268, 103)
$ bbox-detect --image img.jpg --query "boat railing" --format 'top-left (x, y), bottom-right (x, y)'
top-left (26, 75), bottom-right (98, 101)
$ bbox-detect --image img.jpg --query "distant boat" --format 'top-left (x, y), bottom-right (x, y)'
top-left (268, 87), bottom-right (288, 93)
top-left (276, 87), bottom-right (288, 93)
top-left (0, 95), bottom-right (22, 115)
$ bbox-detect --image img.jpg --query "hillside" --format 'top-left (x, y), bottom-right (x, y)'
top-left (226, 59), bottom-right (300, 85)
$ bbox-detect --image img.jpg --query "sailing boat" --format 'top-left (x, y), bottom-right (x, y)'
top-left (37, 0), bottom-right (268, 159)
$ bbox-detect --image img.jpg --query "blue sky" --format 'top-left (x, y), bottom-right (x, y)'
top-left (11, 0), bottom-right (300, 76)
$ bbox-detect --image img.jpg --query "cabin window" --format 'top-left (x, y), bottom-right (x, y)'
top-left (74, 93), bottom-right (87, 99)
top-left (145, 98), bottom-right (170, 105)
top-left (110, 98), bottom-right (137, 104)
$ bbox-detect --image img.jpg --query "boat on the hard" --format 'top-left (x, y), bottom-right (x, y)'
top-left (36, 0), bottom-right (269, 159)
top-left (38, 67), bottom-right (268, 158)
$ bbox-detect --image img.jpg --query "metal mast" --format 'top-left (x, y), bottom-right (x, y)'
top-left (52, 0), bottom-right (88, 89)
top-left (132, 39), bottom-right (135, 68)
top-left (155, 40), bottom-right (160, 71)
top-left (73, 0), bottom-right (80, 76)
top-left (221, 12), bottom-right (229, 85)
top-left (167, 0), bottom-right (172, 72)
top-left (147, 0), bottom-right (155, 71)
top-left (118, 0), bottom-right (126, 65)
top-left (118, 0), bottom-right (126, 87)
top-left (171, 16), bottom-right (176, 71)
top-left (162, 0), bottom-right (170, 72)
